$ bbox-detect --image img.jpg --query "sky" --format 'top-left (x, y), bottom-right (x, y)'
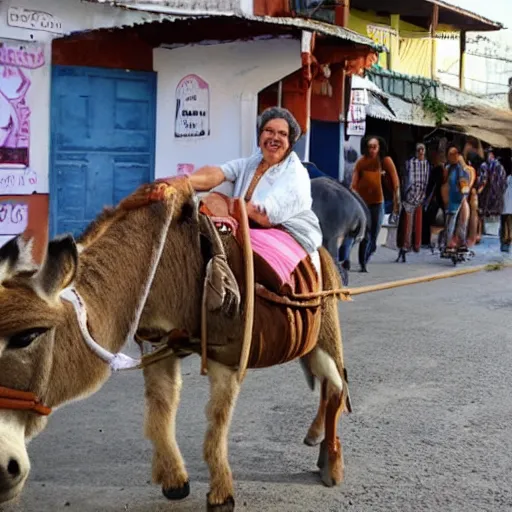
top-left (434, 0), bottom-right (512, 98)
top-left (448, 0), bottom-right (512, 39)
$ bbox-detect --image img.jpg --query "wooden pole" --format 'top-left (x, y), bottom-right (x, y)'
top-left (430, 4), bottom-right (439, 79)
top-left (459, 30), bottom-right (467, 90)
top-left (346, 262), bottom-right (511, 298)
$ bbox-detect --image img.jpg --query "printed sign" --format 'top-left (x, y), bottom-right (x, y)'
top-left (7, 7), bottom-right (64, 34)
top-left (346, 104), bottom-right (366, 137)
top-left (175, 74), bottom-right (210, 139)
top-left (0, 168), bottom-right (38, 194)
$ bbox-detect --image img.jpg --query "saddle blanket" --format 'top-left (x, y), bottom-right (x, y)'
top-left (249, 228), bottom-right (307, 287)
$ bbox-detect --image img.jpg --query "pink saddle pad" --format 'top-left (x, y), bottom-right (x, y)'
top-left (249, 228), bottom-right (307, 286)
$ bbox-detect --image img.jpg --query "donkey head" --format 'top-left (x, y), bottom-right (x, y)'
top-left (0, 234), bottom-right (78, 503)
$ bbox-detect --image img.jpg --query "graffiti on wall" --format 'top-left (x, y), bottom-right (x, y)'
top-left (175, 74), bottom-right (210, 139)
top-left (7, 7), bottom-right (64, 35)
top-left (0, 41), bottom-right (45, 167)
top-left (0, 200), bottom-right (29, 236)
top-left (0, 167), bottom-right (38, 195)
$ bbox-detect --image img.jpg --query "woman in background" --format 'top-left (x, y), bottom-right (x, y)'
top-left (351, 136), bottom-right (400, 272)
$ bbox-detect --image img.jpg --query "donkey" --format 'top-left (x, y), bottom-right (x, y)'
top-left (0, 178), bottom-right (350, 511)
top-left (311, 176), bottom-right (370, 285)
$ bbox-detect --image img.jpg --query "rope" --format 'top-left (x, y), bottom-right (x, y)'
top-left (260, 261), bottom-right (511, 303)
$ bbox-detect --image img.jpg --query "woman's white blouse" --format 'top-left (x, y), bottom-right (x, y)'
top-left (220, 150), bottom-right (322, 253)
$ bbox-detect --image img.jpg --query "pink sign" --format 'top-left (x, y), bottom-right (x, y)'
top-left (177, 163), bottom-right (195, 176)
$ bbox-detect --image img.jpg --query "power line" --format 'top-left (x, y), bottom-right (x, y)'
top-left (437, 70), bottom-right (510, 89)
top-left (466, 50), bottom-right (512, 64)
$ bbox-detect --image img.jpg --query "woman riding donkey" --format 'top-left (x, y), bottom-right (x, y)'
top-left (189, 107), bottom-right (323, 269)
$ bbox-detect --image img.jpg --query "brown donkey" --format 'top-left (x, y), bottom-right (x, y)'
top-left (0, 178), bottom-right (350, 511)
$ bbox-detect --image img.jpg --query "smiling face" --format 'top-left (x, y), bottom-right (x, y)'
top-left (259, 118), bottom-right (291, 166)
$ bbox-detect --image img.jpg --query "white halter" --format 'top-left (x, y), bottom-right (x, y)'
top-left (59, 193), bottom-right (176, 372)
top-left (59, 287), bottom-right (141, 371)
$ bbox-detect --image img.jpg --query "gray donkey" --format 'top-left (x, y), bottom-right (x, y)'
top-left (309, 174), bottom-right (370, 285)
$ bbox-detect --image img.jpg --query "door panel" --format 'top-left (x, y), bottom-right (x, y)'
top-left (50, 66), bottom-right (157, 237)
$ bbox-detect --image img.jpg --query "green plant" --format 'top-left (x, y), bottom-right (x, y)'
top-left (421, 92), bottom-right (449, 125)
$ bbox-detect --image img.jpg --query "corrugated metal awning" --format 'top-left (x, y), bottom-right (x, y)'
top-left (82, 2), bottom-right (383, 51)
top-left (351, 79), bottom-right (436, 127)
top-left (443, 105), bottom-right (512, 148)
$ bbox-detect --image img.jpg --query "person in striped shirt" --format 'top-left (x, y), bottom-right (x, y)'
top-left (396, 143), bottom-right (431, 262)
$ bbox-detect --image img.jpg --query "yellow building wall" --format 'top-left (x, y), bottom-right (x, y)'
top-left (349, 9), bottom-right (458, 79)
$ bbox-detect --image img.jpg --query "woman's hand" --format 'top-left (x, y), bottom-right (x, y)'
top-left (246, 201), bottom-right (272, 227)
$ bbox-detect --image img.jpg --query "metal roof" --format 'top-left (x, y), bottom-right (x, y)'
top-left (351, 0), bottom-right (502, 31)
top-left (83, 1), bottom-right (383, 50)
top-left (351, 75), bottom-right (436, 127)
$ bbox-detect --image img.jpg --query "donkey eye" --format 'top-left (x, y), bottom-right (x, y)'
top-left (8, 328), bottom-right (49, 350)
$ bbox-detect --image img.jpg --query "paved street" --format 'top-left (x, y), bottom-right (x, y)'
top-left (3, 239), bottom-right (512, 512)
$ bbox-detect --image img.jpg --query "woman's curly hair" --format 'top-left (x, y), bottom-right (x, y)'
top-left (257, 107), bottom-right (302, 146)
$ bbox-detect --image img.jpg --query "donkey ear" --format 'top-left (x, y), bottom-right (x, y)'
top-left (36, 235), bottom-right (78, 298)
top-left (0, 234), bottom-right (36, 283)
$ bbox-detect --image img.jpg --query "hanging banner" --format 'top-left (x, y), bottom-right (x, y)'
top-left (366, 24), bottom-right (396, 51)
top-left (175, 74), bottom-right (210, 139)
top-left (346, 87), bottom-right (368, 137)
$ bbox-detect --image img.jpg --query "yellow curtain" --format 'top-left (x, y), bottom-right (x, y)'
top-left (397, 37), bottom-right (432, 78)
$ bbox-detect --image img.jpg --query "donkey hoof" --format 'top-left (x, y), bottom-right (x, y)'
top-left (162, 480), bottom-right (190, 500)
top-left (318, 439), bottom-right (344, 487)
top-left (207, 494), bottom-right (235, 512)
top-left (304, 433), bottom-right (324, 447)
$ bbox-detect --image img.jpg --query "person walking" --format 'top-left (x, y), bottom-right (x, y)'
top-left (351, 136), bottom-right (400, 272)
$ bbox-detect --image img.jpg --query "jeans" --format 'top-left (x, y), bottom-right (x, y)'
top-left (359, 203), bottom-right (384, 267)
top-left (338, 203), bottom-right (384, 268)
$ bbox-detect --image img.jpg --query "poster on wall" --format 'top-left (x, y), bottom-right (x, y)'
top-left (175, 74), bottom-right (210, 139)
top-left (346, 87), bottom-right (369, 137)
top-left (0, 40), bottom-right (45, 167)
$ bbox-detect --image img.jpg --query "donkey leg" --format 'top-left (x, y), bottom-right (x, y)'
top-left (303, 347), bottom-right (346, 486)
top-left (204, 360), bottom-right (240, 512)
top-left (143, 356), bottom-right (190, 500)
top-left (304, 379), bottom-right (327, 446)
top-left (317, 381), bottom-right (345, 487)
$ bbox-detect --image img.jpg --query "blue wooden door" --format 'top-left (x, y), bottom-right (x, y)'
top-left (50, 66), bottom-right (157, 237)
top-left (310, 120), bottom-right (341, 180)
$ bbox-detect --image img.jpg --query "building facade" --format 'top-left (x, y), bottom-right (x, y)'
top-left (0, 0), bottom-right (379, 258)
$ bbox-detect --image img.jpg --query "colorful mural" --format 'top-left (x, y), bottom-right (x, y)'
top-left (0, 41), bottom-right (44, 167)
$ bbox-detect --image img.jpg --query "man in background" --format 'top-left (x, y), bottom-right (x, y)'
top-left (396, 143), bottom-right (430, 262)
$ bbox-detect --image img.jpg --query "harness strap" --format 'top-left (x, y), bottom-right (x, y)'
top-left (0, 386), bottom-right (52, 416)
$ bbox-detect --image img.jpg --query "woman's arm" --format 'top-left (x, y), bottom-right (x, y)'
top-left (351, 159), bottom-right (362, 191)
top-left (189, 166), bottom-right (226, 191)
top-left (383, 156), bottom-right (401, 213)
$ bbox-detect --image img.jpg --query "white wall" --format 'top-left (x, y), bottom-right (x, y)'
top-left (154, 38), bottom-right (302, 191)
